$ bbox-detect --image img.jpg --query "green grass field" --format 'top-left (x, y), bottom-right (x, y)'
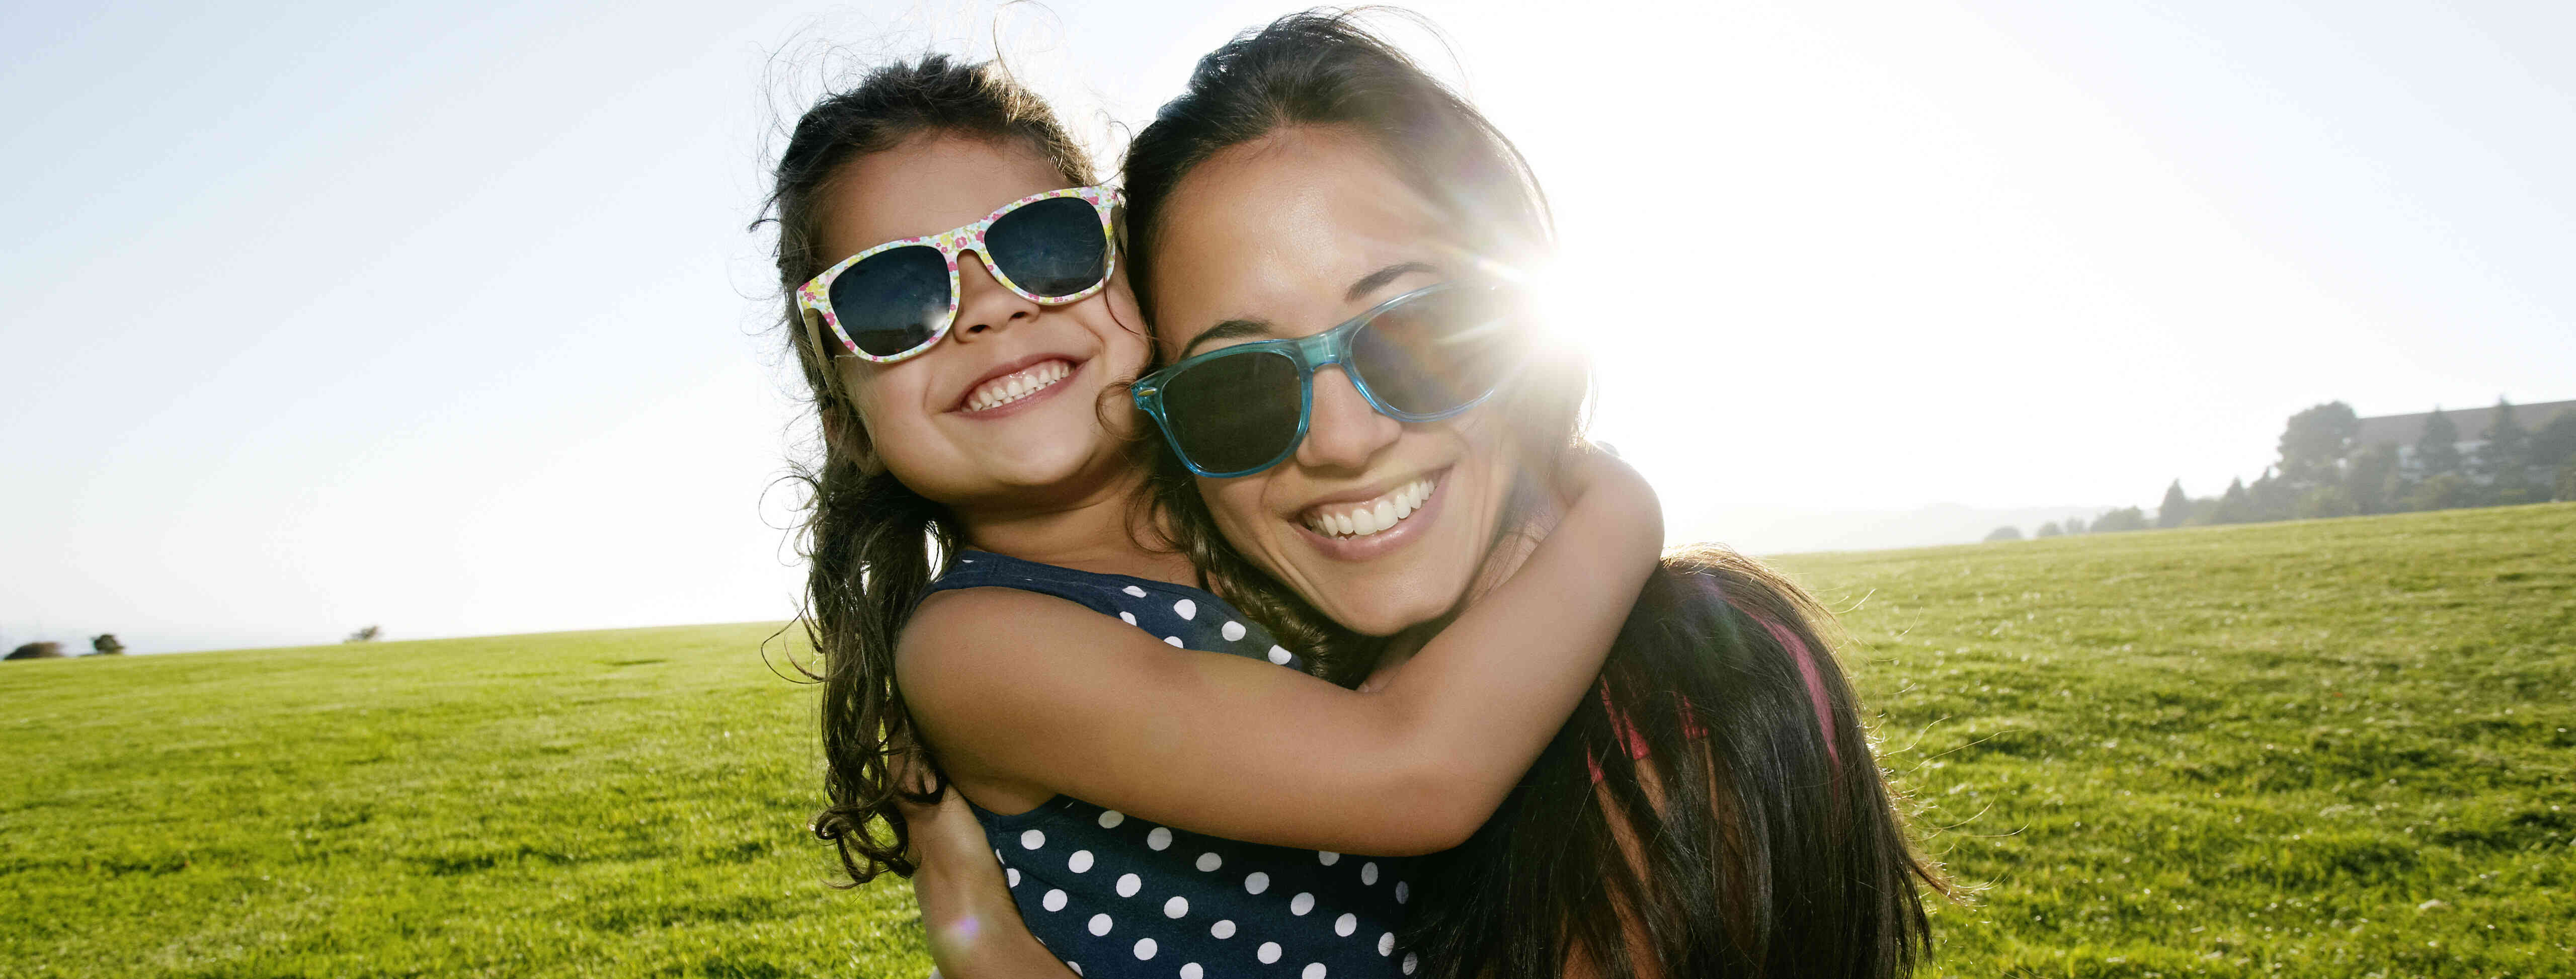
top-left (4, 504), bottom-right (2569, 977)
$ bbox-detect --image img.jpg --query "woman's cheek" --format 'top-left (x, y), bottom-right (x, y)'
top-left (1202, 479), bottom-right (1277, 566)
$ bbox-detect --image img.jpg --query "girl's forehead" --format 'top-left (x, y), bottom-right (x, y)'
top-left (821, 135), bottom-right (1069, 258)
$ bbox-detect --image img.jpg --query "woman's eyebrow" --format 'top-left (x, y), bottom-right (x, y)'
top-left (1176, 262), bottom-right (1441, 359)
top-left (1179, 319), bottom-right (1273, 359)
top-left (1346, 261), bottom-right (1440, 301)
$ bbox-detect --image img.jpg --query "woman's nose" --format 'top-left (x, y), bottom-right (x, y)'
top-left (947, 252), bottom-right (1040, 342)
top-left (1295, 367), bottom-right (1402, 472)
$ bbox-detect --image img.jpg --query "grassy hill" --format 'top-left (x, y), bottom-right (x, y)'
top-left (1774, 503), bottom-right (2573, 978)
top-left (4, 504), bottom-right (2569, 977)
top-left (0, 624), bottom-right (914, 977)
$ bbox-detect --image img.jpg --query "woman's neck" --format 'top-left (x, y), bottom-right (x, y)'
top-left (952, 466), bottom-right (1197, 586)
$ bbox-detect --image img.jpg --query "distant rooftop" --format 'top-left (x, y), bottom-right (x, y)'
top-left (2355, 399), bottom-right (2576, 448)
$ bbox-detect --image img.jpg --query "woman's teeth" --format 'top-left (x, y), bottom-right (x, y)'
top-left (964, 360), bottom-right (1072, 412)
top-left (1304, 478), bottom-right (1435, 539)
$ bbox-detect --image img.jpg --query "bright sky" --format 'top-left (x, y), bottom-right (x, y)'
top-left (4, 1), bottom-right (2569, 653)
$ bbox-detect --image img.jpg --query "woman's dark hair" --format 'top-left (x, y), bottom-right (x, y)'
top-left (762, 54), bottom-right (1093, 885)
top-left (1121, 12), bottom-right (1945, 977)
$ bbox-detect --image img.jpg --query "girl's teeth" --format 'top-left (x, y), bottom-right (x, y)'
top-left (968, 361), bottom-right (1070, 412)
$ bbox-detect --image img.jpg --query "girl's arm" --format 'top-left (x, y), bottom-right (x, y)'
top-left (901, 449), bottom-right (1661, 856)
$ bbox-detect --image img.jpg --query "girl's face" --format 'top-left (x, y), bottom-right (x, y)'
top-left (819, 135), bottom-right (1148, 513)
top-left (1150, 128), bottom-right (1518, 636)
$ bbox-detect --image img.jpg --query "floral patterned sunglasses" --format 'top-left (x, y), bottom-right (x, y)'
top-left (797, 185), bottom-right (1119, 364)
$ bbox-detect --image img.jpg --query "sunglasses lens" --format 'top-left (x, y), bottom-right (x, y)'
top-left (1161, 351), bottom-right (1304, 475)
top-left (985, 196), bottom-right (1109, 298)
top-left (828, 246), bottom-right (952, 357)
top-left (1350, 288), bottom-right (1522, 416)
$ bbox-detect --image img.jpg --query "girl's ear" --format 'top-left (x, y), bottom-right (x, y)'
top-left (820, 402), bottom-right (889, 476)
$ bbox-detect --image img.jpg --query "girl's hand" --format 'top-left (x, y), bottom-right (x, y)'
top-left (1554, 441), bottom-right (1660, 540)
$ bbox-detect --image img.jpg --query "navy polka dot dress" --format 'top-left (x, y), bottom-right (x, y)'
top-left (923, 552), bottom-right (1416, 979)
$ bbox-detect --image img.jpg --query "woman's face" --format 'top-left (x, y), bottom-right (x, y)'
top-left (1150, 128), bottom-right (1518, 636)
top-left (817, 135), bottom-right (1148, 512)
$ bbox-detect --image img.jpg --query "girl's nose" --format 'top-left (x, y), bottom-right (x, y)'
top-left (1295, 367), bottom-right (1402, 472)
top-left (947, 252), bottom-right (1041, 342)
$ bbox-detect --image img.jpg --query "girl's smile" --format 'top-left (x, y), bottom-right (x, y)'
top-left (954, 354), bottom-right (1084, 416)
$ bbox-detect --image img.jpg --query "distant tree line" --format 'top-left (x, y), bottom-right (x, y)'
top-left (4, 627), bottom-right (378, 662)
top-left (4, 634), bottom-right (124, 661)
top-left (1988, 397), bottom-right (2576, 542)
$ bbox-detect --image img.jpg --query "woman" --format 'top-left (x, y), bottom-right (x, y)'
top-left (909, 13), bottom-right (1942, 979)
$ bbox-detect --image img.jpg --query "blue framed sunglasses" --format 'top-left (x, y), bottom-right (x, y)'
top-left (1132, 283), bottom-right (1528, 478)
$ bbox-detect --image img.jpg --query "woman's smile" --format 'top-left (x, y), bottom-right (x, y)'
top-left (1293, 466), bottom-right (1446, 559)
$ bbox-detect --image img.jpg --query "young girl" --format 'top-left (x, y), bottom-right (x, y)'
top-left (908, 13), bottom-right (1945, 978)
top-left (765, 56), bottom-right (1663, 979)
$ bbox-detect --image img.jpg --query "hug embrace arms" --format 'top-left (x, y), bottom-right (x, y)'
top-left (769, 13), bottom-right (1942, 979)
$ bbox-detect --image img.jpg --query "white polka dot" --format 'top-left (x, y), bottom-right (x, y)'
top-left (1195, 852), bottom-right (1223, 872)
top-left (1164, 635), bottom-right (1184, 647)
top-left (1123, 586), bottom-right (1148, 597)
top-left (1181, 965), bottom-right (1203, 979)
top-left (1089, 913), bottom-right (1114, 936)
top-left (1099, 810), bottom-right (1126, 829)
top-left (1007, 868), bottom-right (1021, 887)
top-left (1165, 895), bottom-right (1189, 918)
top-left (1068, 963), bottom-right (1081, 976)
top-left (1290, 892), bottom-right (1314, 916)
top-left (1147, 827), bottom-right (1173, 851)
top-left (1361, 861), bottom-right (1378, 885)
top-left (1020, 830), bottom-right (1045, 850)
top-left (1378, 932), bottom-right (1395, 955)
top-left (1069, 850), bottom-right (1094, 873)
top-left (1117, 873), bottom-right (1142, 898)
top-left (1395, 881), bottom-right (1409, 904)
top-left (1403, 952), bottom-right (1418, 974)
top-left (1268, 645), bottom-right (1293, 665)
top-left (1222, 620), bottom-right (1247, 641)
top-left (994, 848), bottom-right (1004, 863)
top-left (1134, 938), bottom-right (1158, 960)
top-left (1119, 611), bottom-right (1137, 625)
top-left (1258, 942), bottom-right (1282, 964)
top-left (1304, 965), bottom-right (1327, 979)
top-left (1211, 919), bottom-right (1236, 939)
top-left (1043, 889), bottom-right (1067, 912)
top-left (1173, 598), bottom-right (1196, 620)
top-left (1335, 913), bottom-right (1356, 936)
top-left (1245, 872), bottom-right (1269, 894)
top-left (1317, 851), bottom-right (1339, 865)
